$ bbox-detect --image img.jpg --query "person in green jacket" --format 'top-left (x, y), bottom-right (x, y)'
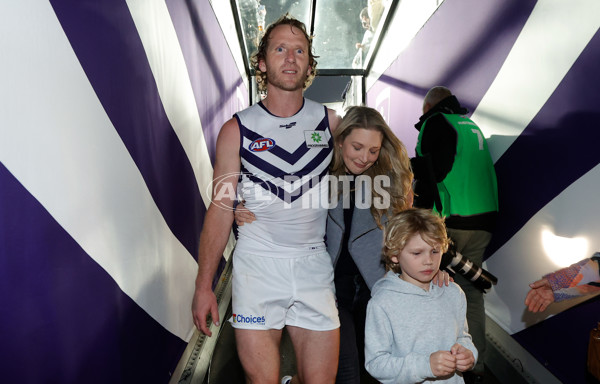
top-left (411, 86), bottom-right (499, 383)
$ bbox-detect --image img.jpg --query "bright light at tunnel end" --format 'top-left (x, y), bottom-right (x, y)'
top-left (541, 228), bottom-right (588, 268)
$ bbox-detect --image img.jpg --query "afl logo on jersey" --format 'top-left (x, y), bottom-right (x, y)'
top-left (249, 138), bottom-right (275, 152)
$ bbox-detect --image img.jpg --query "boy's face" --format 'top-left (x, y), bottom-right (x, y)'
top-left (391, 233), bottom-right (442, 291)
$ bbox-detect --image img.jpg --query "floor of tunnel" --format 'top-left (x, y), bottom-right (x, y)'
top-left (203, 301), bottom-right (506, 384)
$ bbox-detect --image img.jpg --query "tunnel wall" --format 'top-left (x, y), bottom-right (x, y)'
top-left (0, 1), bottom-right (246, 383)
top-left (367, 1), bottom-right (600, 383)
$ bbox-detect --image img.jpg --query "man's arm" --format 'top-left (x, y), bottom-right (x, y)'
top-left (192, 118), bottom-right (240, 336)
top-left (419, 114), bottom-right (457, 182)
top-left (412, 114), bottom-right (456, 209)
top-left (410, 154), bottom-right (437, 209)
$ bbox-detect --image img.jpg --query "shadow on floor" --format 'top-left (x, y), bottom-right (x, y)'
top-left (205, 304), bottom-right (505, 383)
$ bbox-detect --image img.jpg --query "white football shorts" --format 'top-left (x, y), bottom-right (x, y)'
top-left (230, 250), bottom-right (339, 331)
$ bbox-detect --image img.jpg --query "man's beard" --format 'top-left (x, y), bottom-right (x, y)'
top-left (266, 67), bottom-right (307, 92)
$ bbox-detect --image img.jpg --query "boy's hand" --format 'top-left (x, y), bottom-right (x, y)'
top-left (451, 343), bottom-right (475, 372)
top-left (429, 350), bottom-right (456, 377)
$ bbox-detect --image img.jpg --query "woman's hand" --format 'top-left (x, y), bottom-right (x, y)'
top-left (234, 201), bottom-right (256, 226)
top-left (433, 270), bottom-right (453, 287)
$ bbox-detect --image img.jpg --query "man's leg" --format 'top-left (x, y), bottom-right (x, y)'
top-left (235, 328), bottom-right (283, 384)
top-left (287, 326), bottom-right (340, 384)
top-left (285, 251), bottom-right (340, 383)
top-left (447, 228), bottom-right (492, 374)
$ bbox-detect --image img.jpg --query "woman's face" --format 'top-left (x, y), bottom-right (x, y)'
top-left (339, 128), bottom-right (383, 175)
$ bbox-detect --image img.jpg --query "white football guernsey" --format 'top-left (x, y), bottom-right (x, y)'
top-left (234, 99), bottom-right (333, 257)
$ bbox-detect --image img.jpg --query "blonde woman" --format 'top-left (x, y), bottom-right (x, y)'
top-left (326, 106), bottom-right (413, 383)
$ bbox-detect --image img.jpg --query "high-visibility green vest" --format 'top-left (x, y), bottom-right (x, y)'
top-left (416, 113), bottom-right (498, 218)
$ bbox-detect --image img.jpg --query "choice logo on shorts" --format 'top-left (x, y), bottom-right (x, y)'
top-left (232, 313), bottom-right (266, 325)
top-left (249, 137), bottom-right (275, 152)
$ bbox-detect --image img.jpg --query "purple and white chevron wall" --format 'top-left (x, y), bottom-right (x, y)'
top-left (2, 0), bottom-right (600, 383)
top-left (368, 1), bottom-right (600, 383)
top-left (0, 1), bottom-right (246, 382)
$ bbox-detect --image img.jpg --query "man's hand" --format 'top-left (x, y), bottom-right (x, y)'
top-left (191, 288), bottom-right (220, 336)
top-left (429, 350), bottom-right (456, 377)
top-left (524, 278), bottom-right (554, 312)
top-left (451, 343), bottom-right (475, 372)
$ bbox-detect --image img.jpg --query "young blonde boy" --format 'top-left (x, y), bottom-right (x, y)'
top-left (364, 208), bottom-right (477, 383)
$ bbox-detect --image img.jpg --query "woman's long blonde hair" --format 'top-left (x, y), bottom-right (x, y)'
top-left (330, 106), bottom-right (413, 227)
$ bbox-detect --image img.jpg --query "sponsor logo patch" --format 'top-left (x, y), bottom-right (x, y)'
top-left (279, 122), bottom-right (297, 129)
top-left (232, 313), bottom-right (266, 325)
top-left (304, 130), bottom-right (329, 148)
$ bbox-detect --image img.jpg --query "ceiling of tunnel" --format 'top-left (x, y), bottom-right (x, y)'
top-left (232, 0), bottom-right (395, 73)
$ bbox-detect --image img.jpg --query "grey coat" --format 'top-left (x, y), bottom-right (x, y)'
top-left (326, 200), bottom-right (387, 290)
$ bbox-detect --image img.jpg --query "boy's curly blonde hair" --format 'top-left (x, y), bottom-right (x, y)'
top-left (383, 208), bottom-right (449, 274)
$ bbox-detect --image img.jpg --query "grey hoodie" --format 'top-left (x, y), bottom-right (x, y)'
top-left (364, 272), bottom-right (478, 383)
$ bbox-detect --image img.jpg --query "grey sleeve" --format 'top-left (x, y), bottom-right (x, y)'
top-left (364, 301), bottom-right (433, 384)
